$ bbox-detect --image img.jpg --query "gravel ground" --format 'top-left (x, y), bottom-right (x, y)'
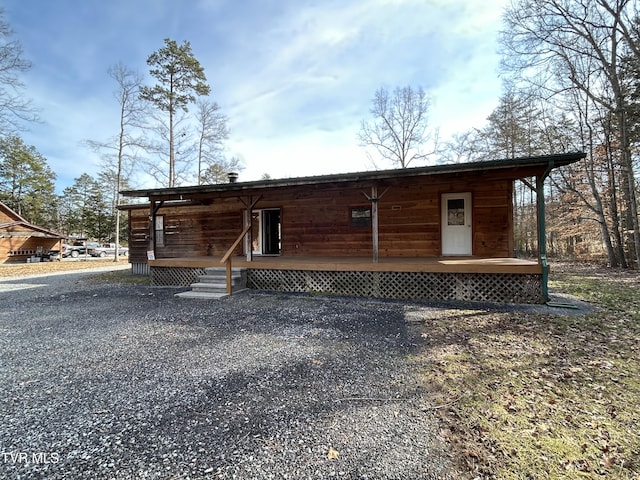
top-left (0, 270), bottom-right (462, 479)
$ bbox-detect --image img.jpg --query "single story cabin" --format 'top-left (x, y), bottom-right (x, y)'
top-left (121, 153), bottom-right (585, 304)
top-left (0, 201), bottom-right (65, 263)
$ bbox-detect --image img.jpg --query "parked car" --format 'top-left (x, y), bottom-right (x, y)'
top-left (64, 241), bottom-right (101, 258)
top-left (91, 244), bottom-right (129, 257)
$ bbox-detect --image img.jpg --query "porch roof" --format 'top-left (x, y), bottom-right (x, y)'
top-left (120, 152), bottom-right (586, 200)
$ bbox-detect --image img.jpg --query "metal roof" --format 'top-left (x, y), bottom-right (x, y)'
top-left (120, 152), bottom-right (586, 198)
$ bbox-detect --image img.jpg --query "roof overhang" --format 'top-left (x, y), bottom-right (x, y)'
top-left (0, 221), bottom-right (66, 239)
top-left (120, 152), bottom-right (586, 201)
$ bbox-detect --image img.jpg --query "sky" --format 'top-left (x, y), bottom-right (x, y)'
top-left (3, 0), bottom-right (509, 192)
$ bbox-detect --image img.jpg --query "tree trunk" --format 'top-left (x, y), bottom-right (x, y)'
top-left (618, 109), bottom-right (640, 267)
top-left (606, 150), bottom-right (627, 268)
top-left (169, 107), bottom-right (175, 188)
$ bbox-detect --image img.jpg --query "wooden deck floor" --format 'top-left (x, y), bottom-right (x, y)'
top-left (149, 255), bottom-right (542, 274)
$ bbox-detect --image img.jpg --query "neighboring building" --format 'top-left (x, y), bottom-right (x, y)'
top-left (120, 153), bottom-right (585, 303)
top-left (0, 202), bottom-right (65, 263)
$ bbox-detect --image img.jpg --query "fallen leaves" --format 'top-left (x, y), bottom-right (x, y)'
top-left (412, 264), bottom-right (640, 479)
top-left (327, 447), bottom-right (339, 460)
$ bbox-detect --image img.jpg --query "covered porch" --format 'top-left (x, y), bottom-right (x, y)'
top-left (147, 255), bottom-right (545, 304)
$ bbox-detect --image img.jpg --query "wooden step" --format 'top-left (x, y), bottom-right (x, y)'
top-left (175, 290), bottom-right (242, 300)
top-left (175, 268), bottom-right (247, 300)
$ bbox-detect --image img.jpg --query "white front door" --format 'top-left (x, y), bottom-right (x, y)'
top-left (441, 193), bottom-right (472, 255)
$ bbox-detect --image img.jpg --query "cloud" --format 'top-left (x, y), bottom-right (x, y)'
top-left (4, 0), bottom-right (509, 191)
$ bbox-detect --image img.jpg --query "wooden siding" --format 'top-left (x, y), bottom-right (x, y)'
top-left (0, 236), bottom-right (61, 263)
top-left (128, 206), bottom-right (150, 264)
top-left (128, 198), bottom-right (245, 264)
top-left (159, 198), bottom-right (244, 258)
top-left (1, 204), bottom-right (64, 263)
top-left (1, 209), bottom-right (16, 223)
top-left (127, 173), bottom-right (515, 263)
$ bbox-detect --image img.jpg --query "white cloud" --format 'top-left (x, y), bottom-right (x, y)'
top-left (5, 0), bottom-right (510, 191)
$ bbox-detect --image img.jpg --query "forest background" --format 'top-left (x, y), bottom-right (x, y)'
top-left (0, 0), bottom-right (639, 269)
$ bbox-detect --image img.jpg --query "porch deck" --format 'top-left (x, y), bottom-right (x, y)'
top-left (148, 255), bottom-right (542, 275)
top-left (145, 255), bottom-right (544, 303)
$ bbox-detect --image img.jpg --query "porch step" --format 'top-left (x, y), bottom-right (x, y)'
top-left (174, 290), bottom-right (234, 300)
top-left (175, 267), bottom-right (247, 300)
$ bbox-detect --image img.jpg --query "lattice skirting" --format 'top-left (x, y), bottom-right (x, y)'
top-left (247, 269), bottom-right (544, 304)
top-left (151, 266), bottom-right (206, 286)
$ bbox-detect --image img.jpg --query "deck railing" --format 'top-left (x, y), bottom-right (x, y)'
top-left (220, 223), bottom-right (251, 295)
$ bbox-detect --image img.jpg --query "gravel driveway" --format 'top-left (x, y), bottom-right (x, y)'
top-left (0, 270), bottom-right (459, 479)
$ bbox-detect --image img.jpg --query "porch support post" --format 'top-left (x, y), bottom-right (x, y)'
top-left (246, 196), bottom-right (253, 262)
top-left (536, 160), bottom-right (554, 302)
top-left (371, 186), bottom-right (379, 263)
top-left (239, 195), bottom-right (262, 263)
top-left (148, 199), bottom-right (155, 256)
top-left (148, 199), bottom-right (164, 258)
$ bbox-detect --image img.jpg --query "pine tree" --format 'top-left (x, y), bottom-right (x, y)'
top-left (140, 38), bottom-right (210, 187)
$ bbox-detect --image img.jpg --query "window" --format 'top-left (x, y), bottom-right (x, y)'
top-left (350, 207), bottom-right (371, 227)
top-left (447, 199), bottom-right (465, 226)
top-left (155, 215), bottom-right (165, 247)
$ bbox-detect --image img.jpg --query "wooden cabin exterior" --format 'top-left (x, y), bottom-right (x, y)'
top-left (0, 201), bottom-right (65, 263)
top-left (121, 153), bottom-right (585, 303)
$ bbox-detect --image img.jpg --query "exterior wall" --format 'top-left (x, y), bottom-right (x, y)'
top-left (158, 198), bottom-right (244, 258)
top-left (1, 204), bottom-right (65, 263)
top-left (128, 206), bottom-right (151, 264)
top-left (0, 236), bottom-right (61, 263)
top-left (0, 208), bottom-right (17, 223)
top-left (127, 173), bottom-right (514, 262)
top-left (275, 174), bottom-right (513, 258)
top-left (270, 186), bottom-right (372, 257)
top-left (128, 198), bottom-right (245, 265)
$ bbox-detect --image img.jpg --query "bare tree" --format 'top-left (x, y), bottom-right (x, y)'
top-left (359, 86), bottom-right (438, 168)
top-left (195, 98), bottom-right (230, 184)
top-left (501, 0), bottom-right (640, 266)
top-left (439, 130), bottom-right (482, 164)
top-left (141, 109), bottom-right (195, 187)
top-left (0, 8), bottom-right (39, 134)
top-left (86, 63), bottom-right (148, 261)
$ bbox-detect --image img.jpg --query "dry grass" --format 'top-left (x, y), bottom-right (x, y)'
top-left (0, 259), bottom-right (127, 278)
top-left (413, 263), bottom-right (640, 479)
